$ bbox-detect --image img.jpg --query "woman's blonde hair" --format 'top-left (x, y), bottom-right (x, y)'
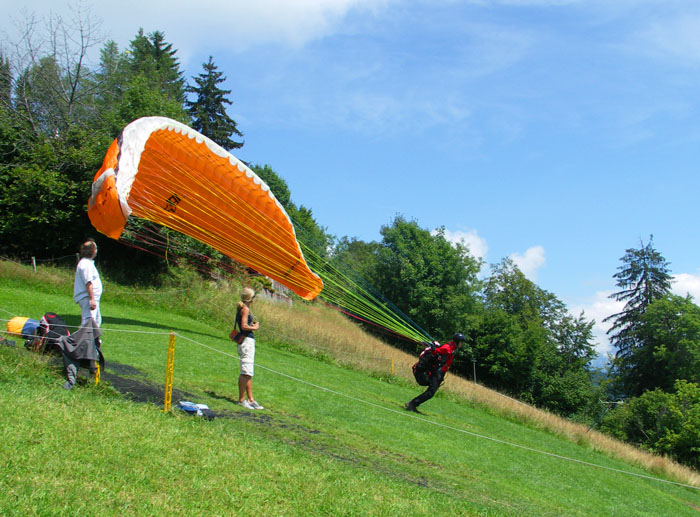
top-left (237, 287), bottom-right (256, 313)
top-left (240, 287), bottom-right (255, 303)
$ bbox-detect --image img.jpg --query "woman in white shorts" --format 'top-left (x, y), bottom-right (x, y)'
top-left (235, 287), bottom-right (263, 409)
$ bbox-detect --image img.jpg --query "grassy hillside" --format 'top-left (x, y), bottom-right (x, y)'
top-left (1, 260), bottom-right (700, 516)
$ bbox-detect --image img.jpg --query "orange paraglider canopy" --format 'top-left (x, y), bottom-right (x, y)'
top-left (88, 117), bottom-right (322, 300)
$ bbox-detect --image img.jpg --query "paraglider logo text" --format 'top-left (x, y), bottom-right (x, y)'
top-left (164, 193), bottom-right (181, 213)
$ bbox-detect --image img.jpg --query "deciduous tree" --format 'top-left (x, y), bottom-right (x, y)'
top-left (0, 53), bottom-right (10, 108)
top-left (9, 7), bottom-right (102, 135)
top-left (601, 380), bottom-right (700, 469)
top-left (372, 217), bottom-right (482, 342)
top-left (623, 295), bottom-right (700, 395)
top-left (477, 258), bottom-right (597, 415)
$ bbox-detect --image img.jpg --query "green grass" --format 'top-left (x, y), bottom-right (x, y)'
top-left (1, 262), bottom-right (700, 515)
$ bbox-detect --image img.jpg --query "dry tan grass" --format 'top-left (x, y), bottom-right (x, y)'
top-left (255, 294), bottom-right (700, 488)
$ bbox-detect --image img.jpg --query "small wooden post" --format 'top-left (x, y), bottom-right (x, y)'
top-left (31, 257), bottom-right (36, 273)
top-left (391, 357), bottom-right (394, 375)
top-left (163, 332), bottom-right (176, 412)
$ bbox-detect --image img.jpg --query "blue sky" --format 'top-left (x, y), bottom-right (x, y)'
top-left (3, 0), bottom-right (700, 360)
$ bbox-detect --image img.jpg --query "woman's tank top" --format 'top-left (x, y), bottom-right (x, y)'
top-left (235, 307), bottom-right (255, 339)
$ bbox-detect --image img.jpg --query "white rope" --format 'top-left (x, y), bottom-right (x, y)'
top-left (0, 315), bottom-right (172, 336)
top-left (177, 333), bottom-right (239, 360)
top-left (1, 303), bottom-right (696, 491)
top-left (97, 328), bottom-right (173, 336)
top-left (174, 331), bottom-right (700, 492)
top-left (0, 307), bottom-right (17, 317)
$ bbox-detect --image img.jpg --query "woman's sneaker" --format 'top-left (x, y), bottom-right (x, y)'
top-left (237, 400), bottom-right (254, 409)
top-left (249, 401), bottom-right (264, 410)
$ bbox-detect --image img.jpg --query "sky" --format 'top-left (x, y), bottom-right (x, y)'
top-left (3, 0), bottom-right (700, 362)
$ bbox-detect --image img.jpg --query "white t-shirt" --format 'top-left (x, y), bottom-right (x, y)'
top-left (73, 258), bottom-right (102, 303)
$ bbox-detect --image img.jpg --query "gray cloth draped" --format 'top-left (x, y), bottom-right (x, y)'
top-left (57, 318), bottom-right (102, 362)
top-left (57, 318), bottom-right (103, 387)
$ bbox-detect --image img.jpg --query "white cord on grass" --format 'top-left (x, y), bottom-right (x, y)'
top-left (175, 332), bottom-right (700, 492)
top-left (1, 303), bottom-right (696, 492)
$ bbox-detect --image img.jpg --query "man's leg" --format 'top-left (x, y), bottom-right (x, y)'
top-left (77, 298), bottom-right (101, 327)
top-left (92, 303), bottom-right (102, 327)
top-left (78, 298), bottom-right (92, 325)
top-left (407, 369), bottom-right (445, 410)
top-left (63, 354), bottom-right (78, 390)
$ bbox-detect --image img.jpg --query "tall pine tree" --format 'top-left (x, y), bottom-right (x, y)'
top-left (0, 53), bottom-right (11, 108)
top-left (605, 236), bottom-right (673, 358)
top-left (604, 236), bottom-right (673, 396)
top-left (186, 56), bottom-right (243, 150)
top-left (108, 29), bottom-right (189, 124)
top-left (129, 29), bottom-right (186, 105)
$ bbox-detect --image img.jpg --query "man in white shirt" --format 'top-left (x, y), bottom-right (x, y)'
top-left (73, 239), bottom-right (103, 327)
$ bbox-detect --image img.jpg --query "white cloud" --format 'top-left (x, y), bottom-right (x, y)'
top-left (440, 228), bottom-right (488, 261)
top-left (638, 14), bottom-right (700, 64)
top-left (509, 245), bottom-right (545, 281)
top-left (568, 271), bottom-right (700, 366)
top-left (1, 1), bottom-right (395, 59)
top-left (672, 272), bottom-right (700, 300)
top-left (569, 290), bottom-right (623, 362)
top-left (6, 0), bottom-right (391, 53)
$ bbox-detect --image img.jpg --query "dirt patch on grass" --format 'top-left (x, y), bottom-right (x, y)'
top-left (102, 362), bottom-right (194, 406)
top-left (102, 361), bottom-right (275, 424)
top-left (101, 361), bottom-right (458, 492)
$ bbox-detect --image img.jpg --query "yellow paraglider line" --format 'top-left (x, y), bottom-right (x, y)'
top-left (124, 138), bottom-right (323, 295)
top-left (302, 243), bottom-right (430, 344)
top-left (93, 117), bottom-right (429, 343)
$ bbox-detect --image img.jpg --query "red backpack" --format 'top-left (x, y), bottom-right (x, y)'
top-left (34, 312), bottom-right (70, 354)
top-left (412, 341), bottom-right (439, 386)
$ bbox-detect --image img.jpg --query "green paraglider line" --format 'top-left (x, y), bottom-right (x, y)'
top-left (325, 303), bottom-right (423, 342)
top-left (296, 239), bottom-right (433, 345)
top-left (118, 211), bottom-right (433, 345)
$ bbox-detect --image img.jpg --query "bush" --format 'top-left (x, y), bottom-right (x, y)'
top-left (600, 380), bottom-right (700, 469)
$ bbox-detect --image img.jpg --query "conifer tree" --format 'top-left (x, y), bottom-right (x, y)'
top-left (129, 29), bottom-right (186, 104)
top-left (605, 236), bottom-right (673, 397)
top-left (604, 235), bottom-right (673, 361)
top-left (0, 54), bottom-right (11, 108)
top-left (186, 56), bottom-right (243, 150)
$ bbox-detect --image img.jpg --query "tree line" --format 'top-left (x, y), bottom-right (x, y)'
top-left (1, 12), bottom-right (698, 469)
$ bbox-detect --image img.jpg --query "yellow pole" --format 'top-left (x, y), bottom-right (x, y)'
top-left (94, 363), bottom-right (100, 385)
top-left (163, 332), bottom-right (176, 413)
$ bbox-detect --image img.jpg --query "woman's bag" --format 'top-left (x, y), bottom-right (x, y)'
top-left (229, 307), bottom-right (245, 344)
top-left (229, 328), bottom-right (245, 344)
